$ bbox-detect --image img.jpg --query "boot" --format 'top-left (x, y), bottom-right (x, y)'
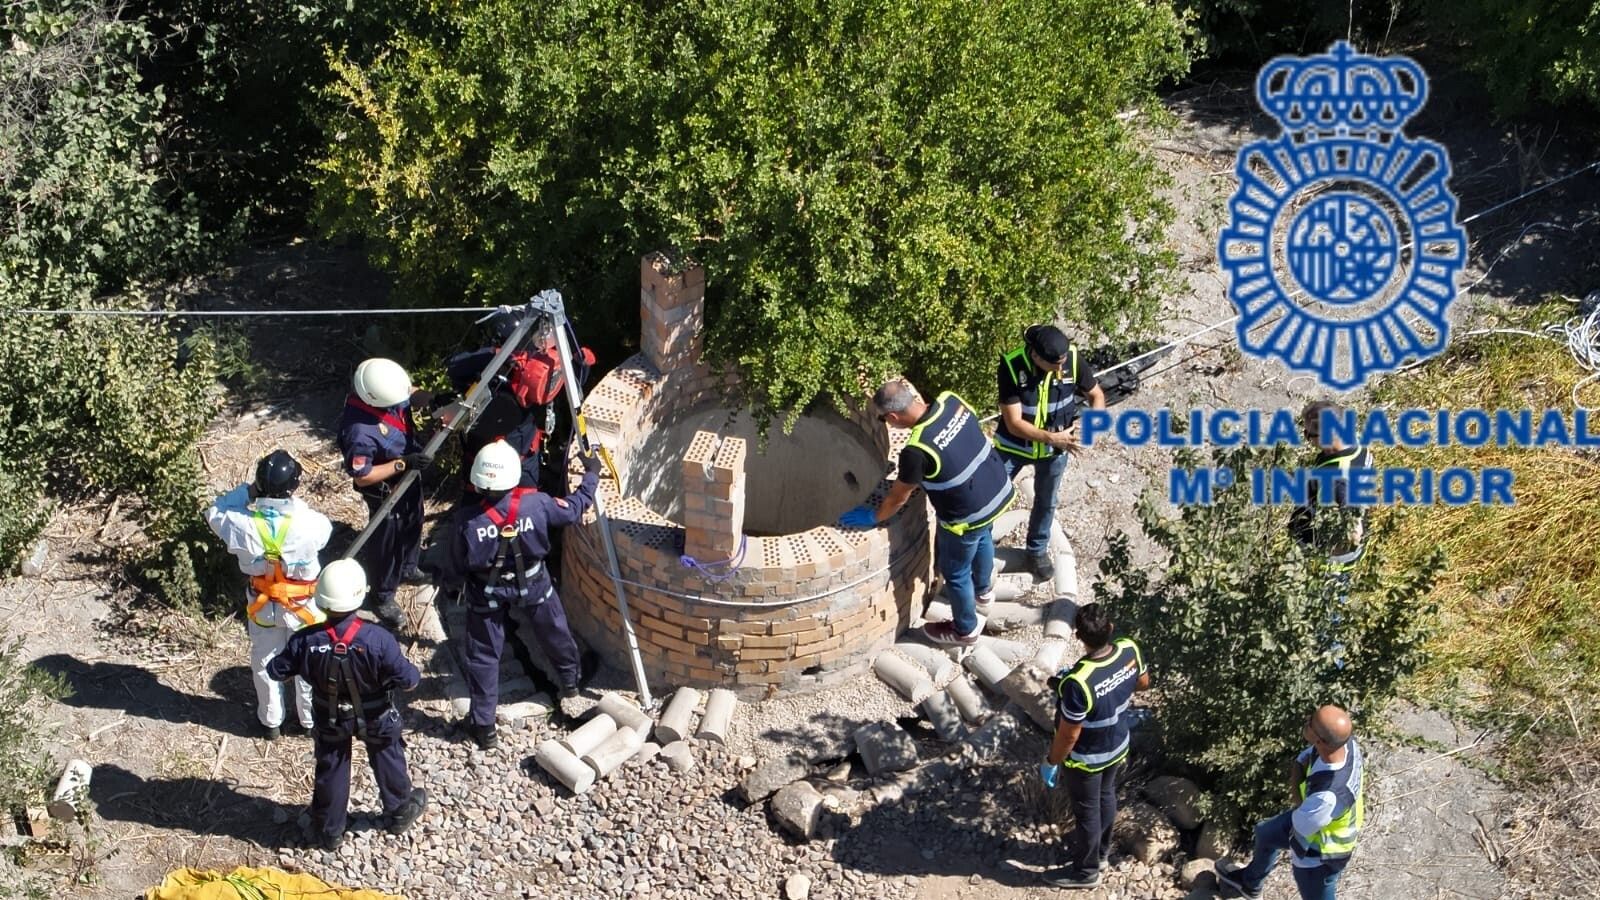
top-left (387, 788), bottom-right (429, 835)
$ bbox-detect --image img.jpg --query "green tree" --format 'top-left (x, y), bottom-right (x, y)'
top-left (1096, 443), bottom-right (1442, 826)
top-left (314, 0), bottom-right (1190, 418)
top-left (1, 0), bottom-right (222, 605)
top-left (1423, 0), bottom-right (1600, 115)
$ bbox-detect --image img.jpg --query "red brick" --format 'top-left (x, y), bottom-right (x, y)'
top-left (741, 634), bottom-right (796, 650)
top-left (768, 616), bottom-right (818, 636)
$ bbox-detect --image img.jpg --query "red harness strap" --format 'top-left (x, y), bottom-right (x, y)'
top-left (346, 395), bottom-right (411, 435)
top-left (482, 487), bottom-right (531, 533)
top-left (325, 617), bottom-right (364, 654)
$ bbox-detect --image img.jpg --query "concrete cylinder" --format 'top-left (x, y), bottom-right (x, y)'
top-left (583, 726), bottom-right (647, 779)
top-left (1052, 550), bottom-right (1077, 598)
top-left (920, 691), bottom-right (966, 742)
top-left (47, 760), bottom-right (92, 820)
top-left (635, 742), bottom-right (662, 766)
top-left (1012, 466), bottom-right (1036, 508)
top-left (872, 651), bottom-right (934, 704)
top-left (696, 688), bottom-right (738, 743)
top-left (655, 686), bottom-right (702, 744)
top-left (596, 693), bottom-right (652, 733)
top-left (660, 740), bottom-right (696, 773)
top-left (945, 674), bottom-right (990, 725)
top-left (974, 636), bottom-right (1029, 665)
top-left (1032, 639), bottom-right (1068, 673)
top-left (536, 739), bottom-right (596, 795)
top-left (559, 713), bottom-right (618, 758)
top-left (1048, 520), bottom-right (1071, 555)
top-left (991, 578), bottom-right (1029, 601)
top-left (963, 645), bottom-right (1014, 689)
top-left (992, 508), bottom-right (1030, 541)
top-left (893, 642), bottom-right (954, 683)
top-left (1044, 597), bottom-right (1077, 639)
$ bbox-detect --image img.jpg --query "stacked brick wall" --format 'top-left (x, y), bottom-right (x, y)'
top-left (560, 253), bottom-right (934, 699)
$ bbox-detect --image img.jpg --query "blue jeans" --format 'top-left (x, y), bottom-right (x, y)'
top-left (935, 524), bottom-right (995, 636)
top-left (1237, 811), bottom-right (1348, 900)
top-left (1001, 452), bottom-right (1069, 557)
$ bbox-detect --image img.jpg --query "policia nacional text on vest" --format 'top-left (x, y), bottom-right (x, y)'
top-left (1054, 637), bottom-right (1143, 772)
top-left (995, 345), bottom-right (1082, 460)
top-left (904, 392), bottom-right (1016, 534)
top-left (1297, 738), bottom-right (1365, 864)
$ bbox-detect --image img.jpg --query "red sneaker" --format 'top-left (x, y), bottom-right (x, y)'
top-left (923, 620), bottom-right (980, 647)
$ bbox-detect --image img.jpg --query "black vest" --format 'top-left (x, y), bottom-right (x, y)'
top-left (905, 392), bottom-right (1016, 533)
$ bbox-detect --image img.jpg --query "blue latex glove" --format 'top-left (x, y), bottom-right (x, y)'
top-left (1039, 761), bottom-right (1060, 789)
top-left (838, 505), bottom-right (878, 528)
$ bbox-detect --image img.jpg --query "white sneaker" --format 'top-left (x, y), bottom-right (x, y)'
top-left (974, 590), bottom-right (996, 614)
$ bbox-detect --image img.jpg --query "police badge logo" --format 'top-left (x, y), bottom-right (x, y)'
top-left (1218, 42), bottom-right (1469, 390)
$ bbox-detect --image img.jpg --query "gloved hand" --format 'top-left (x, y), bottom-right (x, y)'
top-left (1039, 760), bottom-right (1060, 789)
top-left (399, 450), bottom-right (435, 472)
top-left (409, 389), bottom-right (435, 410)
top-left (580, 450), bottom-right (602, 475)
top-left (838, 505), bottom-right (878, 528)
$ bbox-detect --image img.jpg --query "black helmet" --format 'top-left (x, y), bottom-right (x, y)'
top-left (254, 450), bottom-right (302, 498)
top-left (486, 309), bottom-right (528, 345)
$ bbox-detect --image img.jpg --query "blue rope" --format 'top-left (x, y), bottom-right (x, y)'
top-left (679, 535), bottom-right (748, 583)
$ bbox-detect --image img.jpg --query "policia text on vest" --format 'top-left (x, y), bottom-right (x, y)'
top-left (1071, 407), bottom-right (1596, 507)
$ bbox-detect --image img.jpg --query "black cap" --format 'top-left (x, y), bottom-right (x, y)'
top-left (254, 450), bottom-right (302, 499)
top-left (1025, 325), bottom-right (1071, 362)
top-left (486, 310), bottom-right (528, 345)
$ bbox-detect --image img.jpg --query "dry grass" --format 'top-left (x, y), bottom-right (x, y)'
top-left (1375, 304), bottom-right (1600, 759)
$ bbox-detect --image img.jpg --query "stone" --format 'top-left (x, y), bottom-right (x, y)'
top-left (851, 722), bottom-right (918, 776)
top-left (784, 872), bottom-right (812, 900)
top-left (770, 782), bottom-right (825, 841)
top-left (1114, 801), bottom-right (1180, 864)
top-left (996, 661), bottom-right (1056, 733)
top-left (1195, 820), bottom-right (1228, 860)
top-left (1144, 775), bottom-right (1204, 830)
top-left (741, 754), bottom-right (810, 804)
top-left (1180, 858), bottom-right (1214, 890)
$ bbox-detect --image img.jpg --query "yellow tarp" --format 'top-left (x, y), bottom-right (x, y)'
top-left (145, 866), bottom-right (402, 900)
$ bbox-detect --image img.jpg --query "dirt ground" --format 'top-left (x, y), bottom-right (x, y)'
top-left (3, 66), bottom-right (1599, 899)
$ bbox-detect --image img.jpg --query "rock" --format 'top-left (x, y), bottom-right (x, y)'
top-left (741, 754), bottom-right (810, 804)
top-left (997, 661), bottom-right (1056, 733)
top-left (19, 540), bottom-right (47, 577)
top-left (1180, 858), bottom-right (1215, 890)
top-left (770, 782), bottom-right (824, 841)
top-left (1195, 820), bottom-right (1229, 860)
top-left (1114, 801), bottom-right (1180, 864)
top-left (851, 722), bottom-right (918, 776)
top-left (784, 872), bottom-right (812, 900)
top-left (1144, 775), bottom-right (1203, 830)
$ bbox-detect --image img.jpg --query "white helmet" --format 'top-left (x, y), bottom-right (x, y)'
top-left (470, 440), bottom-right (522, 492)
top-left (352, 358), bottom-right (411, 408)
top-left (315, 559), bottom-right (369, 613)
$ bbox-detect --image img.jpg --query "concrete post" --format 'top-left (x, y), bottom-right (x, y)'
top-left (945, 674), bottom-right (991, 725)
top-left (872, 651), bottom-right (935, 703)
top-left (536, 740), bottom-right (596, 795)
top-left (920, 691), bottom-right (966, 742)
top-left (583, 726), bottom-right (647, 779)
top-left (963, 644), bottom-right (1014, 689)
top-left (1052, 549), bottom-right (1078, 597)
top-left (696, 688), bottom-right (738, 742)
top-left (660, 740), bottom-right (696, 773)
top-left (893, 642), bottom-right (955, 683)
top-left (1044, 596), bottom-right (1078, 639)
top-left (682, 432), bottom-right (747, 565)
top-left (596, 693), bottom-right (652, 734)
top-left (655, 687), bottom-right (701, 744)
top-left (559, 714), bottom-right (618, 758)
top-left (640, 251), bottom-right (704, 373)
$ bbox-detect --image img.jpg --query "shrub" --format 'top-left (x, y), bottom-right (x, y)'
top-left (313, 0), bottom-right (1191, 420)
top-left (1095, 442), bottom-right (1442, 826)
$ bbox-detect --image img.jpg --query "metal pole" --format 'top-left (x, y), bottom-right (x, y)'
top-left (343, 308), bottom-right (544, 561)
top-left (529, 289), bottom-right (656, 710)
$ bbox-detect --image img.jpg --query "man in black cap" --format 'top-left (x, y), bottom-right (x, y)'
top-left (994, 325), bottom-right (1105, 581)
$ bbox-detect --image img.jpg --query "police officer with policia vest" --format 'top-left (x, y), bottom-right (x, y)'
top-left (1037, 603), bottom-right (1150, 889)
top-left (994, 325), bottom-right (1107, 581)
top-left (267, 559), bottom-right (427, 852)
top-left (205, 450), bottom-right (333, 740)
top-left (337, 358), bottom-right (436, 630)
top-left (1288, 400), bottom-right (1372, 570)
top-left (435, 440), bottom-right (601, 750)
top-left (840, 380), bottom-right (1016, 646)
top-left (1216, 705), bottom-right (1365, 900)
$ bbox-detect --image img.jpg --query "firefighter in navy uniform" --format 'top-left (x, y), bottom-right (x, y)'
top-left (267, 559), bottom-right (427, 852)
top-left (442, 310), bottom-right (595, 501)
top-left (436, 440), bottom-right (600, 750)
top-left (337, 358), bottom-right (435, 629)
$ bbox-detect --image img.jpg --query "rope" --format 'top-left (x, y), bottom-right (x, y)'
top-left (678, 534), bottom-right (748, 583)
top-left (3, 305), bottom-right (497, 317)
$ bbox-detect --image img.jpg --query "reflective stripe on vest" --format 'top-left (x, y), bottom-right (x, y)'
top-left (1296, 739), bottom-right (1365, 859)
top-left (904, 392), bottom-right (1016, 534)
top-left (246, 510), bottom-right (322, 628)
top-left (1059, 637), bottom-right (1143, 772)
top-left (995, 346), bottom-right (1079, 460)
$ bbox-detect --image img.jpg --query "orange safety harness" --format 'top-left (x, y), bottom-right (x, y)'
top-left (246, 510), bottom-right (324, 628)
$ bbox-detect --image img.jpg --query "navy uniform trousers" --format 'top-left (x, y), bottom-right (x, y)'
top-left (359, 485), bottom-right (422, 607)
top-left (312, 708), bottom-right (413, 840)
top-left (463, 577), bottom-right (582, 728)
